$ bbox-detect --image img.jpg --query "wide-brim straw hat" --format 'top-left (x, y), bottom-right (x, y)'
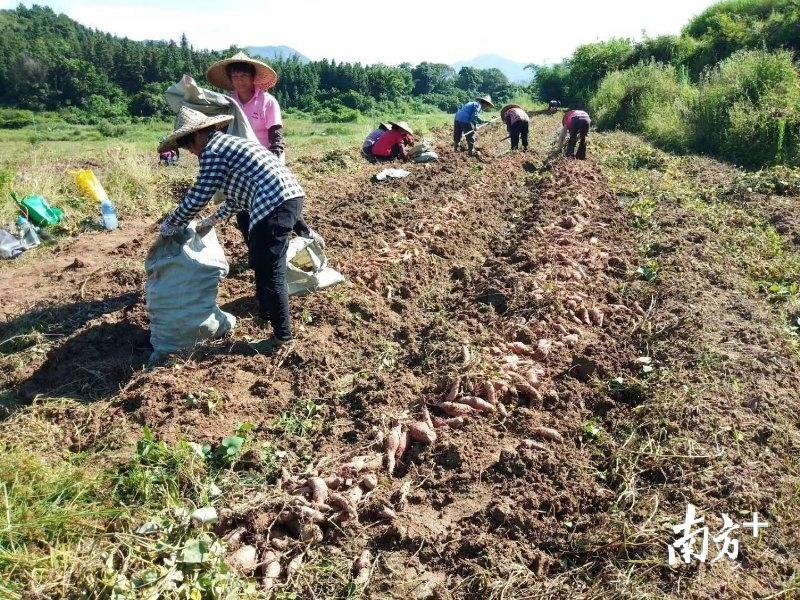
top-left (158, 106), bottom-right (234, 152)
top-left (476, 94), bottom-right (495, 107)
top-left (379, 122), bottom-right (393, 130)
top-left (207, 51), bottom-right (279, 91)
top-left (501, 104), bottom-right (523, 120)
top-left (390, 121), bottom-right (414, 135)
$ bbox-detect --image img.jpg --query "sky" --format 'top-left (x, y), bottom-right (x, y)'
top-left (1, 0), bottom-right (720, 65)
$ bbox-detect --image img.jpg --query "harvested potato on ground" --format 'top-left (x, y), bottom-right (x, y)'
top-left (458, 395), bottom-right (496, 413)
top-left (226, 545), bottom-right (258, 574)
top-left (408, 420), bottom-right (437, 444)
top-left (441, 401), bottom-right (476, 417)
top-left (532, 426), bottom-right (565, 443)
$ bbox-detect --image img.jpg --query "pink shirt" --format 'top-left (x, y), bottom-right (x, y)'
top-left (506, 107), bottom-right (528, 125)
top-left (234, 88), bottom-right (283, 148)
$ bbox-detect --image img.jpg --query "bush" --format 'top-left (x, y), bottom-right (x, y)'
top-left (693, 50), bottom-right (800, 166)
top-left (96, 120), bottom-right (128, 137)
top-left (0, 108), bottom-right (35, 129)
top-left (311, 103), bottom-right (360, 123)
top-left (592, 62), bottom-right (697, 152)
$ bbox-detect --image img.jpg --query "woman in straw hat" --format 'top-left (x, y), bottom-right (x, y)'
top-left (159, 106), bottom-right (311, 348)
top-left (206, 51), bottom-right (324, 250)
top-left (454, 95), bottom-right (494, 155)
top-left (207, 51), bottom-right (284, 161)
top-left (501, 104), bottom-right (529, 152)
top-left (557, 108), bottom-right (592, 159)
top-left (362, 122), bottom-right (393, 159)
top-left (369, 121), bottom-right (415, 162)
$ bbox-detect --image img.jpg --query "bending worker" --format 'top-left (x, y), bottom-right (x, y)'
top-left (362, 122), bottom-right (393, 158)
top-left (558, 108), bottom-right (592, 159)
top-left (501, 104), bottom-right (529, 152)
top-left (159, 107), bottom-right (308, 348)
top-left (454, 95), bottom-right (494, 155)
top-left (370, 121), bottom-right (415, 161)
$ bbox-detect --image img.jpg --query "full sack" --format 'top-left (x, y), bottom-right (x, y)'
top-left (145, 224), bottom-right (236, 359)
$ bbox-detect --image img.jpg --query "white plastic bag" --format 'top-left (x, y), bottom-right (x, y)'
top-left (287, 237), bottom-right (345, 296)
top-left (145, 223), bottom-right (236, 359)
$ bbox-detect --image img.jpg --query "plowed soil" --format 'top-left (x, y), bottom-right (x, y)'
top-left (2, 114), bottom-right (799, 599)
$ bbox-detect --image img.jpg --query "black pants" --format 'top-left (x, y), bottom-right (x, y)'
top-left (236, 209), bottom-right (310, 244)
top-left (509, 121), bottom-right (529, 150)
top-left (246, 197), bottom-right (304, 341)
top-left (453, 120), bottom-right (476, 151)
top-left (566, 117), bottom-right (591, 159)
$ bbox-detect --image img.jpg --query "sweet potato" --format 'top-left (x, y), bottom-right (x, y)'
top-left (441, 401), bottom-right (476, 417)
top-left (377, 505), bottom-right (397, 521)
top-left (353, 549), bottom-right (372, 584)
top-left (520, 439), bottom-right (547, 451)
top-left (422, 405), bottom-right (434, 430)
top-left (563, 333), bottom-right (579, 348)
top-left (588, 307), bottom-right (604, 327)
top-left (579, 307), bottom-right (592, 325)
top-left (360, 473), bottom-right (378, 492)
top-left (323, 474), bottom-right (342, 490)
top-left (458, 395), bottom-right (496, 413)
top-left (445, 377), bottom-right (461, 403)
top-left (408, 421), bottom-right (437, 444)
top-left (307, 477), bottom-right (328, 506)
top-left (297, 505), bottom-right (326, 523)
top-left (226, 545), bottom-right (258, 574)
top-left (396, 426), bottom-right (408, 460)
top-left (554, 323), bottom-right (569, 335)
top-left (300, 523), bottom-right (323, 544)
top-left (264, 560), bottom-right (281, 579)
top-left (506, 341), bottom-right (532, 356)
top-left (483, 380), bottom-right (497, 405)
top-left (288, 555), bottom-right (304, 574)
top-left (384, 425), bottom-right (401, 475)
top-left (532, 426), bottom-right (564, 443)
top-left (496, 402), bottom-right (508, 418)
top-left (270, 536), bottom-right (290, 551)
top-left (515, 382), bottom-right (543, 404)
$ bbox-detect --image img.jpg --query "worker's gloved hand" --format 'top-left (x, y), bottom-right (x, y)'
top-left (160, 220), bottom-right (183, 237)
top-left (196, 216), bottom-right (218, 236)
top-left (307, 228), bottom-right (326, 249)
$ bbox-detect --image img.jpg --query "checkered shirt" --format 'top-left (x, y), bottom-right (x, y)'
top-left (165, 131), bottom-right (304, 231)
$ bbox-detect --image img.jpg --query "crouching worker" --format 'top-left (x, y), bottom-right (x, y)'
top-left (558, 109), bottom-right (591, 159)
top-left (370, 121), bottom-right (415, 162)
top-left (362, 122), bottom-right (393, 159)
top-left (454, 95), bottom-right (494, 154)
top-left (501, 104), bottom-right (529, 151)
top-left (158, 107), bottom-right (310, 348)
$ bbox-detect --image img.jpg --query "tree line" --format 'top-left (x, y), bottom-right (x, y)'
top-left (0, 5), bottom-right (519, 123)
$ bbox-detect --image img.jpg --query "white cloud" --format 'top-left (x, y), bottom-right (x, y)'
top-left (4, 0), bottom-right (719, 65)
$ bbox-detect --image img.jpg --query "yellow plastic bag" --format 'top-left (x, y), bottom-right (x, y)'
top-left (71, 169), bottom-right (109, 204)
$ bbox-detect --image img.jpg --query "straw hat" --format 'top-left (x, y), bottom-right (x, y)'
top-left (379, 122), bottom-right (393, 130)
top-left (501, 104), bottom-right (523, 121)
top-left (390, 121), bottom-right (414, 135)
top-left (476, 94), bottom-right (495, 107)
top-left (158, 106), bottom-right (234, 152)
top-left (206, 51), bottom-right (279, 91)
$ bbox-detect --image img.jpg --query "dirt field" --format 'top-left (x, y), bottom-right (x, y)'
top-left (1, 113), bottom-right (799, 599)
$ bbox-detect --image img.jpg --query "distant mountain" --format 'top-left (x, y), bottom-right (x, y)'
top-left (247, 46), bottom-right (310, 63)
top-left (452, 54), bottom-right (532, 84)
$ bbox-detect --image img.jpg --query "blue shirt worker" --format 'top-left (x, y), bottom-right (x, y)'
top-left (454, 94), bottom-right (494, 154)
top-left (159, 107), bottom-right (309, 348)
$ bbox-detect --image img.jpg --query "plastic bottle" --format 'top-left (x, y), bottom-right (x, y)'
top-left (16, 216), bottom-right (41, 248)
top-left (101, 198), bottom-right (119, 230)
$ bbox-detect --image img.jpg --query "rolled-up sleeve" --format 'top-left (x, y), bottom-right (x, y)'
top-left (167, 151), bottom-right (228, 226)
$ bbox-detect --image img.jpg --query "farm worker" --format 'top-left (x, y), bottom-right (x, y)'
top-left (370, 121), bottom-right (415, 161)
top-left (501, 104), bottom-right (529, 151)
top-left (558, 109), bottom-right (591, 159)
top-left (548, 99), bottom-right (560, 113)
top-left (362, 122), bottom-right (393, 157)
top-left (158, 107), bottom-right (309, 348)
top-left (454, 94), bottom-right (494, 154)
top-left (206, 51), bottom-right (323, 248)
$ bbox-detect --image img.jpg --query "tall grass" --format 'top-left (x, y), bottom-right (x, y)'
top-left (592, 62), bottom-right (697, 152)
top-left (592, 50), bottom-right (800, 167)
top-left (693, 49), bottom-right (800, 167)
